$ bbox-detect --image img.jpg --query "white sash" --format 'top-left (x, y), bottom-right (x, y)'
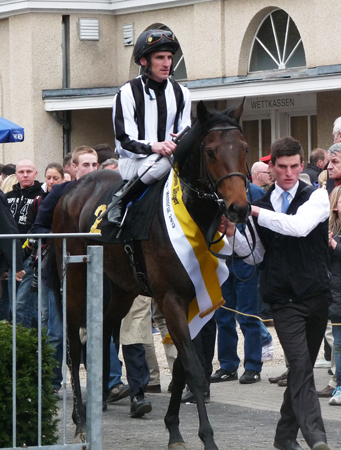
top-left (162, 168), bottom-right (232, 339)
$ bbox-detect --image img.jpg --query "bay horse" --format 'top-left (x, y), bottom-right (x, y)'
top-left (53, 100), bottom-right (251, 450)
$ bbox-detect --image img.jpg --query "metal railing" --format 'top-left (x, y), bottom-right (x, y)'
top-left (0, 233), bottom-right (103, 450)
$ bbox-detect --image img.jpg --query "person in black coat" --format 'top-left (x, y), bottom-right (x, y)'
top-left (0, 190), bottom-right (25, 321)
top-left (225, 137), bottom-right (332, 450)
top-left (0, 190), bottom-right (24, 278)
top-left (301, 148), bottom-right (327, 185)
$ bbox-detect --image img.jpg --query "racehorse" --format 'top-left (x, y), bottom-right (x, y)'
top-left (53, 100), bottom-right (251, 450)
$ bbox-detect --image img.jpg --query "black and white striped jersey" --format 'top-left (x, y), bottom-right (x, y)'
top-left (113, 75), bottom-right (191, 159)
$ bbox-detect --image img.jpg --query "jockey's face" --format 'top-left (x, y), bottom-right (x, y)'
top-left (73, 153), bottom-right (98, 179)
top-left (140, 51), bottom-right (173, 83)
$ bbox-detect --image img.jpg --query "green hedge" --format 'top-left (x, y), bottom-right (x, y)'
top-left (0, 321), bottom-right (59, 448)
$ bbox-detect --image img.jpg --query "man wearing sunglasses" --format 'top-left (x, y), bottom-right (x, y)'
top-left (109, 28), bottom-right (191, 224)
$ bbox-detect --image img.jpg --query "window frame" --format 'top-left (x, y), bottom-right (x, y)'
top-left (248, 9), bottom-right (306, 73)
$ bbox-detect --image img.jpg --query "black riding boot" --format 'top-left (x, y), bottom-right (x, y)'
top-left (107, 176), bottom-right (147, 225)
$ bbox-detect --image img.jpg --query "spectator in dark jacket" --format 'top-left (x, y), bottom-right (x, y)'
top-left (302, 148), bottom-right (327, 185)
top-left (5, 159), bottom-right (44, 327)
top-left (0, 191), bottom-right (24, 277)
top-left (0, 190), bottom-right (25, 320)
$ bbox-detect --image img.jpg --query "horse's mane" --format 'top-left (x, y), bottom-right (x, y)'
top-left (173, 106), bottom-right (242, 169)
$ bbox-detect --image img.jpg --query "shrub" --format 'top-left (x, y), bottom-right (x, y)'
top-left (0, 321), bottom-right (59, 447)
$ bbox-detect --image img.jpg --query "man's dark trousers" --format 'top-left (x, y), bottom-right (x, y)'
top-left (272, 291), bottom-right (331, 448)
top-left (122, 343), bottom-right (150, 398)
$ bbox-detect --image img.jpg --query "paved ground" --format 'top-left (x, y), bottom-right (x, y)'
top-left (58, 364), bottom-right (341, 450)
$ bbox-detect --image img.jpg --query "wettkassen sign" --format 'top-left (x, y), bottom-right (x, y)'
top-left (250, 98), bottom-right (295, 109)
top-left (245, 93), bottom-right (316, 112)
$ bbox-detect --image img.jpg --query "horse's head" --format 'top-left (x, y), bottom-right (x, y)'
top-left (197, 100), bottom-right (251, 224)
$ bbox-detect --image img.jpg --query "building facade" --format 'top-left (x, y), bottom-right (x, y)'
top-left (1, 0), bottom-right (341, 176)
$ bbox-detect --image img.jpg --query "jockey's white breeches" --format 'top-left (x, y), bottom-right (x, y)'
top-left (118, 153), bottom-right (173, 185)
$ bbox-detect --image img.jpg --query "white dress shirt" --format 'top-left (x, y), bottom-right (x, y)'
top-left (229, 181), bottom-right (330, 265)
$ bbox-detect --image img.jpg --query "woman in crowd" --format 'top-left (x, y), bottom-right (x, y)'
top-left (27, 163), bottom-right (65, 326)
top-left (327, 186), bottom-right (341, 405)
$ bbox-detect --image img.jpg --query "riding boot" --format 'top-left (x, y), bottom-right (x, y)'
top-left (107, 176), bottom-right (147, 225)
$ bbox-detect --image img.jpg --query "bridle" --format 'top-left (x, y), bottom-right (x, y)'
top-left (170, 124), bottom-right (250, 205)
top-left (199, 125), bottom-right (249, 197)
top-left (196, 124), bottom-right (255, 261)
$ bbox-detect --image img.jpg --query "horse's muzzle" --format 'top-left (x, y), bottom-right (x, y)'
top-left (226, 201), bottom-right (251, 224)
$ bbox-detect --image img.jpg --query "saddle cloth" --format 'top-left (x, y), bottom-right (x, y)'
top-left (88, 177), bottom-right (166, 242)
top-left (162, 168), bottom-right (231, 341)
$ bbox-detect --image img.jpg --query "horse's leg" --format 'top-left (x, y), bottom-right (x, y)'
top-left (65, 264), bottom-right (87, 439)
top-left (164, 300), bottom-right (218, 450)
top-left (67, 324), bottom-right (87, 439)
top-left (164, 354), bottom-right (187, 448)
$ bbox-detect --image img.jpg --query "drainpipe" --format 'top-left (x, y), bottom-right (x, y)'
top-left (61, 15), bottom-right (71, 157)
top-left (52, 111), bottom-right (71, 156)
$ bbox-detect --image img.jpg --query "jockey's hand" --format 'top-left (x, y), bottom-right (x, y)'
top-left (152, 140), bottom-right (176, 156)
top-left (16, 270), bottom-right (25, 282)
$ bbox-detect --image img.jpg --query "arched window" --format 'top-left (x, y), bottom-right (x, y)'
top-left (249, 9), bottom-right (306, 72)
top-left (138, 25), bottom-right (187, 81)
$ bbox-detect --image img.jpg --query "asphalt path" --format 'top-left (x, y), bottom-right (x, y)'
top-left (58, 365), bottom-right (341, 450)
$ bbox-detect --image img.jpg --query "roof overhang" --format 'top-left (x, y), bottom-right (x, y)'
top-left (43, 71), bottom-right (341, 112)
top-left (43, 87), bottom-right (119, 111)
top-left (188, 72), bottom-right (341, 102)
top-left (0, 0), bottom-right (208, 19)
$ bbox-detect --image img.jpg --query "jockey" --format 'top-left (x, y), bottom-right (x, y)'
top-left (108, 28), bottom-right (192, 224)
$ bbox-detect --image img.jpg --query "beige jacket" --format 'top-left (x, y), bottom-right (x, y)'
top-left (120, 295), bottom-right (153, 345)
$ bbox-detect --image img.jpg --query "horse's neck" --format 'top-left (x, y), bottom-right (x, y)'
top-left (184, 191), bottom-right (219, 237)
top-left (180, 153), bottom-right (219, 236)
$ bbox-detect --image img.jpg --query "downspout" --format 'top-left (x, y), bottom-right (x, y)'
top-left (61, 15), bottom-right (71, 157)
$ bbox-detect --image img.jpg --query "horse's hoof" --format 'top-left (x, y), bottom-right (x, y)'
top-left (168, 443), bottom-right (188, 449)
top-left (72, 432), bottom-right (87, 443)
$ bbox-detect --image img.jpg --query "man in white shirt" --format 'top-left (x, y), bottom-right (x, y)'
top-left (224, 137), bottom-right (331, 450)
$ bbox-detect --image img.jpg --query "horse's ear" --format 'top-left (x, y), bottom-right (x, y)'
top-left (197, 101), bottom-right (209, 123)
top-left (232, 97), bottom-right (246, 123)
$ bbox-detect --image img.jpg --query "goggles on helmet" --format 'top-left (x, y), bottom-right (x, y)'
top-left (146, 31), bottom-right (174, 46)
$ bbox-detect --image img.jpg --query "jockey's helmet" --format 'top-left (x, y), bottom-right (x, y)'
top-left (134, 29), bottom-right (179, 65)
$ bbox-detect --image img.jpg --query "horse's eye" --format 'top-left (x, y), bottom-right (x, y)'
top-left (205, 148), bottom-right (215, 160)
top-left (245, 146), bottom-right (250, 154)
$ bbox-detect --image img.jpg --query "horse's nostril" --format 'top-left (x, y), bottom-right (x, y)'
top-left (227, 202), bottom-right (250, 223)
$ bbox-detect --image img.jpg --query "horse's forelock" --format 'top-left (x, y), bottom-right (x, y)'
top-left (205, 106), bottom-right (242, 132)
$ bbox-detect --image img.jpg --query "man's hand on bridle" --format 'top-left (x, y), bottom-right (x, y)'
top-left (218, 215), bottom-right (236, 237)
